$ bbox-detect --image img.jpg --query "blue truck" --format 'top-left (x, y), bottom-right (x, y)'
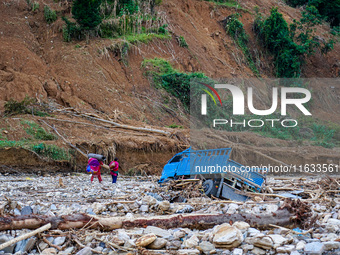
top-left (159, 148), bottom-right (265, 201)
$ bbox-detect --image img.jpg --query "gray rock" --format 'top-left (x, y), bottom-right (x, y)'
top-left (147, 238), bottom-right (167, 249)
top-left (53, 236), bottom-right (66, 246)
top-left (168, 240), bottom-right (182, 250)
top-left (42, 248), bottom-right (57, 254)
top-left (45, 210), bottom-right (55, 217)
top-left (86, 208), bottom-right (96, 215)
top-left (72, 204), bottom-right (81, 210)
top-left (102, 248), bottom-right (112, 254)
top-left (296, 240), bottom-right (306, 250)
top-left (323, 241), bottom-right (340, 251)
top-left (177, 249), bottom-right (200, 255)
top-left (21, 206), bottom-right (33, 215)
top-left (325, 224), bottom-right (338, 233)
top-left (251, 247), bottom-right (266, 255)
top-left (233, 248), bottom-right (243, 255)
top-left (0, 234), bottom-right (15, 253)
top-left (290, 251), bottom-right (301, 255)
top-left (50, 204), bottom-right (57, 210)
top-left (327, 218), bottom-right (340, 225)
top-left (227, 204), bottom-right (239, 214)
top-left (38, 241), bottom-right (49, 251)
top-left (183, 234), bottom-right (199, 249)
top-left (93, 247), bottom-right (103, 252)
top-left (32, 205), bottom-right (40, 214)
top-left (124, 239), bottom-right (136, 249)
top-left (276, 245), bottom-right (295, 253)
top-left (199, 241), bottom-right (215, 254)
top-left (265, 204), bottom-right (278, 213)
top-left (232, 222), bottom-right (250, 233)
top-left (142, 195), bottom-right (157, 206)
top-left (117, 230), bottom-right (130, 242)
top-left (176, 205), bottom-right (194, 214)
top-left (158, 201), bottom-right (170, 211)
top-left (241, 244), bottom-right (254, 252)
top-left (13, 208), bottom-right (21, 216)
top-left (84, 235), bottom-right (93, 243)
top-left (267, 234), bottom-right (287, 247)
top-left (246, 236), bottom-right (274, 250)
top-left (125, 212), bottom-right (134, 219)
top-left (144, 226), bottom-right (171, 238)
top-left (304, 242), bottom-right (324, 255)
top-left (139, 205), bottom-right (149, 212)
top-left (146, 192), bottom-right (163, 201)
top-left (213, 224), bottom-right (244, 248)
top-left (58, 246), bottom-right (74, 254)
top-left (305, 238), bottom-right (320, 243)
top-left (173, 230), bottom-right (186, 240)
top-left (321, 233), bottom-right (338, 242)
top-left (75, 247), bottom-right (92, 255)
top-left (14, 237), bottom-right (36, 253)
top-left (247, 228), bottom-right (261, 237)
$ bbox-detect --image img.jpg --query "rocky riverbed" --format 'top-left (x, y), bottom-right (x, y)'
top-left (0, 174), bottom-right (339, 255)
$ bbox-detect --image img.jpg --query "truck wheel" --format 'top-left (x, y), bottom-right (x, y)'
top-left (203, 179), bottom-right (216, 197)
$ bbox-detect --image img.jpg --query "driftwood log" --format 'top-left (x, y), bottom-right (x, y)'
top-left (0, 210), bottom-right (299, 232)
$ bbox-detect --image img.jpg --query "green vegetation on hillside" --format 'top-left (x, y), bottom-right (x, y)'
top-left (0, 139), bottom-right (71, 161)
top-left (21, 120), bottom-right (56, 141)
top-left (286, 0), bottom-right (340, 27)
top-left (122, 33), bottom-right (171, 44)
top-left (254, 7), bottom-right (334, 78)
top-left (72, 0), bottom-right (102, 30)
top-left (224, 14), bottom-right (259, 75)
top-left (0, 120), bottom-right (70, 161)
top-left (31, 143), bottom-right (71, 161)
top-left (205, 0), bottom-right (242, 9)
top-left (44, 5), bottom-right (57, 24)
top-left (63, 0), bottom-right (169, 43)
top-left (4, 97), bottom-right (49, 117)
top-left (142, 58), bottom-right (209, 109)
top-left (177, 36), bottom-right (188, 48)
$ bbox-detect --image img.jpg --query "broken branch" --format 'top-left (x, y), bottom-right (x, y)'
top-left (0, 223), bottom-right (51, 251)
top-left (75, 113), bottom-right (171, 136)
top-left (39, 120), bottom-right (110, 170)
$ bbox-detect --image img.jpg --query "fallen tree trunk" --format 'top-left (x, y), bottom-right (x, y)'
top-left (0, 210), bottom-right (298, 231)
top-left (75, 113), bottom-right (171, 136)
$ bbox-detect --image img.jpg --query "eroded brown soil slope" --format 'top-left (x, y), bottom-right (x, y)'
top-left (0, 0), bottom-right (339, 173)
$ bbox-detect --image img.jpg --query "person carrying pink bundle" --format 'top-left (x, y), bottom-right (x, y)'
top-left (109, 158), bottom-right (119, 183)
top-left (87, 157), bottom-right (103, 183)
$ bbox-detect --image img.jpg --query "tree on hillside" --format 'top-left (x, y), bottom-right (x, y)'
top-left (286, 0), bottom-right (340, 27)
top-left (72, 0), bottom-right (102, 42)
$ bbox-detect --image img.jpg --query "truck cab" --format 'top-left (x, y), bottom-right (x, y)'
top-left (158, 148), bottom-right (191, 183)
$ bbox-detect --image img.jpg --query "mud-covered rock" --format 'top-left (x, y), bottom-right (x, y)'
top-left (135, 233), bottom-right (157, 247)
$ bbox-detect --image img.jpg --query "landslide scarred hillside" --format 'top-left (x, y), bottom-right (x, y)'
top-left (1, 0), bottom-right (339, 115)
top-left (0, 0), bottom-right (339, 173)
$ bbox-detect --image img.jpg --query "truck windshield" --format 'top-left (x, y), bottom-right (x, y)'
top-left (170, 155), bottom-right (182, 163)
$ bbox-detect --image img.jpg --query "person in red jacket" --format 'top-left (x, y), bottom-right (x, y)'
top-left (109, 158), bottom-right (119, 183)
top-left (87, 158), bottom-right (103, 183)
